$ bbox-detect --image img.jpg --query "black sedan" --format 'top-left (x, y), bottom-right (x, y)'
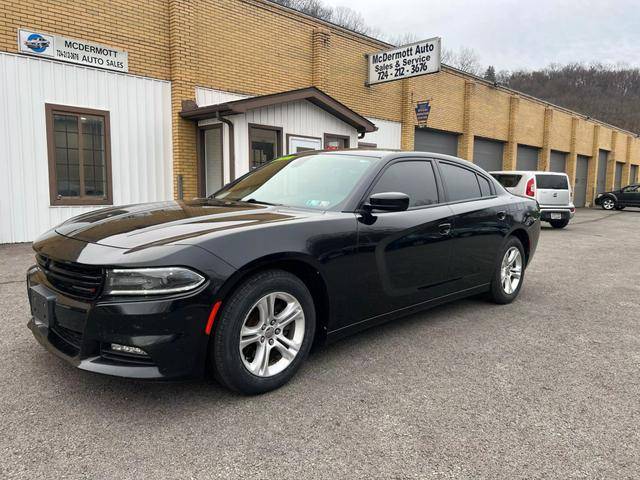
top-left (27, 150), bottom-right (540, 394)
top-left (595, 184), bottom-right (640, 210)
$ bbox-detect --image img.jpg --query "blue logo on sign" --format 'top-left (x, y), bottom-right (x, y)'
top-left (415, 101), bottom-right (431, 122)
top-left (24, 33), bottom-right (50, 53)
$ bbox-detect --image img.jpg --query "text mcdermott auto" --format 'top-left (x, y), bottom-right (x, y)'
top-left (27, 150), bottom-right (540, 394)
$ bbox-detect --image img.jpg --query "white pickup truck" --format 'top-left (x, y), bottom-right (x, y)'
top-left (490, 171), bottom-right (575, 229)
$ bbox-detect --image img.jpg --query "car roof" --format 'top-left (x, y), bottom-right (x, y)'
top-left (489, 170), bottom-right (568, 175)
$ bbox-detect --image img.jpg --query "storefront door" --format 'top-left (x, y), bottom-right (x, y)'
top-left (202, 125), bottom-right (223, 195)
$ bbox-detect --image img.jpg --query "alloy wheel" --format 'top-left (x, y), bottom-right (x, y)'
top-left (500, 247), bottom-right (522, 295)
top-left (602, 198), bottom-right (615, 210)
top-left (239, 292), bottom-right (305, 377)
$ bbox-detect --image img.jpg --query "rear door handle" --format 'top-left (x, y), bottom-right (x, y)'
top-left (438, 223), bottom-right (452, 236)
top-left (497, 211), bottom-right (507, 220)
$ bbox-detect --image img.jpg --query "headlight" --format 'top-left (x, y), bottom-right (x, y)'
top-left (104, 267), bottom-right (206, 296)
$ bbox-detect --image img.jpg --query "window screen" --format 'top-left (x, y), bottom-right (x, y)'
top-left (440, 163), bottom-right (482, 202)
top-left (371, 161), bottom-right (439, 207)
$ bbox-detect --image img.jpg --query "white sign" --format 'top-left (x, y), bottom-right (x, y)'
top-left (18, 29), bottom-right (128, 73)
top-left (367, 37), bottom-right (441, 86)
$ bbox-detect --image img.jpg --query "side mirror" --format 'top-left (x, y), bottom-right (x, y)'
top-left (364, 192), bottom-right (410, 212)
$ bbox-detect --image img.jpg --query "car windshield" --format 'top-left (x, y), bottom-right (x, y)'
top-left (213, 153), bottom-right (380, 210)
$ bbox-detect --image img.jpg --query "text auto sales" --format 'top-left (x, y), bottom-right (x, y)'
top-left (372, 43), bottom-right (435, 82)
top-left (57, 40), bottom-right (125, 69)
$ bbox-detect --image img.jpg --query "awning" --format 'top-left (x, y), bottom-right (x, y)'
top-left (180, 86), bottom-right (377, 134)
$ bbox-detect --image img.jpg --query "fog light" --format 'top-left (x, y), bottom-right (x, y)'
top-left (110, 343), bottom-right (148, 356)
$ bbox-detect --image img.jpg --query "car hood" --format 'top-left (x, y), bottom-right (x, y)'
top-left (54, 199), bottom-right (321, 250)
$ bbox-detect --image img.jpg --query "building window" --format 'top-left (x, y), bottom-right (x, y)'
top-left (324, 133), bottom-right (350, 150)
top-left (249, 124), bottom-right (282, 169)
top-left (45, 104), bottom-right (112, 205)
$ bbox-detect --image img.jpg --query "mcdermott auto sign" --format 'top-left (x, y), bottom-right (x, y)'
top-left (367, 37), bottom-right (441, 86)
top-left (18, 29), bottom-right (128, 73)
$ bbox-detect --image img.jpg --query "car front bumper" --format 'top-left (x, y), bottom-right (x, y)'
top-left (26, 264), bottom-right (218, 381)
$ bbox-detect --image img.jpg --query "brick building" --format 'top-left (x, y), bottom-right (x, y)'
top-left (2, 0), bottom-right (639, 243)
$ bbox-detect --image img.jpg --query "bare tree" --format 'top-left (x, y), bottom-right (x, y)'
top-left (331, 6), bottom-right (371, 35)
top-left (385, 32), bottom-right (420, 47)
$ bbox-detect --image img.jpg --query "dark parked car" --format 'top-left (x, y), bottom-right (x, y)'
top-left (27, 151), bottom-right (540, 394)
top-left (595, 184), bottom-right (640, 210)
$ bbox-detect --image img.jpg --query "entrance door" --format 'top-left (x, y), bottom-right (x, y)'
top-left (614, 162), bottom-right (624, 190)
top-left (550, 150), bottom-right (567, 173)
top-left (574, 155), bottom-right (589, 207)
top-left (202, 126), bottom-right (223, 195)
top-left (288, 135), bottom-right (321, 154)
top-left (473, 138), bottom-right (504, 172)
top-left (517, 145), bottom-right (539, 171)
top-left (596, 149), bottom-right (608, 196)
top-left (414, 128), bottom-right (459, 156)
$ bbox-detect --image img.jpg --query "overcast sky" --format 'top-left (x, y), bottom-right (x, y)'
top-left (323, 0), bottom-right (640, 71)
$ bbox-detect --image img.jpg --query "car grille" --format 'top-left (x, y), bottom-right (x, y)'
top-left (36, 254), bottom-right (104, 300)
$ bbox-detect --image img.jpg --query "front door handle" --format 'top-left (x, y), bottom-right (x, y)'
top-left (497, 211), bottom-right (507, 221)
top-left (438, 223), bottom-right (452, 236)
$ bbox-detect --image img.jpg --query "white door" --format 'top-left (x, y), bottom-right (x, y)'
top-left (204, 127), bottom-right (223, 195)
top-left (288, 135), bottom-right (321, 154)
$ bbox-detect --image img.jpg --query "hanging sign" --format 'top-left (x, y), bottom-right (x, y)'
top-left (367, 37), bottom-right (441, 86)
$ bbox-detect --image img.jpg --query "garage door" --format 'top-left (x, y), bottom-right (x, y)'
top-left (414, 128), bottom-right (459, 156)
top-left (631, 165), bottom-right (639, 184)
top-left (550, 150), bottom-right (567, 173)
top-left (614, 162), bottom-right (624, 190)
top-left (517, 145), bottom-right (539, 171)
top-left (473, 138), bottom-right (504, 172)
top-left (574, 155), bottom-right (589, 207)
top-left (596, 150), bottom-right (608, 195)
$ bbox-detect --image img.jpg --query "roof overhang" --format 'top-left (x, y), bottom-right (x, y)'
top-left (180, 86), bottom-right (377, 134)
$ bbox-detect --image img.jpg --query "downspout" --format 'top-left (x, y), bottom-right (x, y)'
top-left (217, 112), bottom-right (235, 181)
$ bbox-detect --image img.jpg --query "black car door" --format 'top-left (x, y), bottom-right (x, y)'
top-left (354, 159), bottom-right (456, 321)
top-left (437, 161), bottom-right (508, 289)
top-left (621, 185), bottom-right (640, 206)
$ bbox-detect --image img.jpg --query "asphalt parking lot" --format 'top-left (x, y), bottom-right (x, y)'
top-left (1, 208), bottom-right (639, 479)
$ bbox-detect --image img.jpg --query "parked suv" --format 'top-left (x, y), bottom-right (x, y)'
top-left (595, 184), bottom-right (640, 210)
top-left (490, 171), bottom-right (575, 229)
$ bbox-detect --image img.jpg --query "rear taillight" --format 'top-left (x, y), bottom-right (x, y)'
top-left (525, 177), bottom-right (536, 197)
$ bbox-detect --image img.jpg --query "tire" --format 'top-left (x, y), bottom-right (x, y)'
top-left (210, 269), bottom-right (316, 395)
top-left (549, 218), bottom-right (569, 229)
top-left (488, 236), bottom-right (526, 304)
top-left (601, 197), bottom-right (616, 210)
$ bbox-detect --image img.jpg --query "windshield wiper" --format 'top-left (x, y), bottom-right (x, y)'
top-left (244, 198), bottom-right (281, 206)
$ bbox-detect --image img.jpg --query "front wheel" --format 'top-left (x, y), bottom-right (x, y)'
top-left (488, 237), bottom-right (525, 304)
top-left (210, 270), bottom-right (316, 395)
top-left (601, 197), bottom-right (616, 210)
top-left (549, 218), bottom-right (569, 229)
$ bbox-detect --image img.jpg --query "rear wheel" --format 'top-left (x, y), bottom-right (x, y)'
top-left (601, 197), bottom-right (616, 210)
top-left (549, 218), bottom-right (569, 229)
top-left (488, 237), bottom-right (525, 304)
top-left (210, 270), bottom-right (315, 395)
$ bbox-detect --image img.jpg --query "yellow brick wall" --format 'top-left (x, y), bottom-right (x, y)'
top-left (550, 111), bottom-right (573, 152)
top-left (516, 101), bottom-right (545, 147)
top-left (0, 0), bottom-right (171, 80)
top-left (414, 71), bottom-right (466, 133)
top-left (471, 83), bottom-right (510, 141)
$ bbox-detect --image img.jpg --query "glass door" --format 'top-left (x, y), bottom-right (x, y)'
top-left (203, 126), bottom-right (223, 196)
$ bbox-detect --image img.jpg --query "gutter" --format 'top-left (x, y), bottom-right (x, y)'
top-left (217, 112), bottom-right (236, 181)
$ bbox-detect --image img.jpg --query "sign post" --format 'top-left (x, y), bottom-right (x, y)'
top-left (367, 37), bottom-right (441, 86)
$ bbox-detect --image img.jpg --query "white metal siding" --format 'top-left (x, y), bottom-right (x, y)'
top-left (361, 117), bottom-right (401, 149)
top-left (0, 53), bottom-right (173, 243)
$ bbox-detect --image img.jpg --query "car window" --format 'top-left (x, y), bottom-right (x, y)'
top-left (623, 185), bottom-right (639, 192)
top-left (536, 174), bottom-right (568, 190)
top-left (370, 161), bottom-right (438, 208)
top-left (491, 174), bottom-right (522, 188)
top-left (440, 163), bottom-right (482, 202)
top-left (478, 175), bottom-right (492, 197)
